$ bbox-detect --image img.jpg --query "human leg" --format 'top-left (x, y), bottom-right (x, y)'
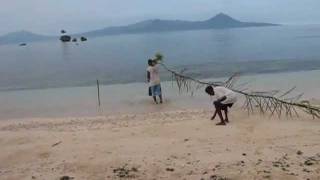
top-left (224, 108), bottom-right (229, 123)
top-left (214, 101), bottom-right (226, 125)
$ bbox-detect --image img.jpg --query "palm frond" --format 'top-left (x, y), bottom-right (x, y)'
top-left (160, 62), bottom-right (320, 119)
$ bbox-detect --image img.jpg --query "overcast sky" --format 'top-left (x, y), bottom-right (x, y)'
top-left (0, 0), bottom-right (319, 35)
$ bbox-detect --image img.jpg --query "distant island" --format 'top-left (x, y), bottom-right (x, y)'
top-left (0, 31), bottom-right (54, 45)
top-left (0, 13), bottom-right (279, 45)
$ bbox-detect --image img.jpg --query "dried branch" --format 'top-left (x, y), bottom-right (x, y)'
top-left (159, 63), bottom-right (320, 119)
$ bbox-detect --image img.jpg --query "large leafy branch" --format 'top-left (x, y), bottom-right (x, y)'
top-left (154, 53), bottom-right (320, 119)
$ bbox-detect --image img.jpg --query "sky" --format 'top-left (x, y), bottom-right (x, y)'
top-left (0, 0), bottom-right (320, 35)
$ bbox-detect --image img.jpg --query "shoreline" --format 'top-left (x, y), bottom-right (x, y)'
top-left (0, 69), bottom-right (320, 121)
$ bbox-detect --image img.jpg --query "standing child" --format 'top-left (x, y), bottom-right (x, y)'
top-left (147, 59), bottom-right (163, 104)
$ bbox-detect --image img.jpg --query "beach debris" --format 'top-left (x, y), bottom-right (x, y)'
top-left (170, 155), bottom-right (178, 159)
top-left (60, 176), bottom-right (74, 180)
top-left (297, 150), bottom-right (303, 155)
top-left (263, 170), bottom-right (271, 174)
top-left (209, 175), bottom-right (229, 180)
top-left (166, 167), bottom-right (175, 172)
top-left (242, 153), bottom-right (247, 156)
top-left (52, 141), bottom-right (62, 147)
top-left (256, 159), bottom-right (263, 165)
top-left (263, 175), bottom-right (271, 179)
top-left (272, 154), bottom-right (291, 169)
top-left (113, 165), bottom-right (138, 178)
top-left (304, 159), bottom-right (314, 166)
top-left (281, 167), bottom-right (288, 171)
top-left (288, 172), bottom-right (298, 176)
top-left (272, 162), bottom-right (280, 168)
top-left (131, 167), bottom-right (138, 172)
top-left (234, 160), bottom-right (246, 167)
top-left (187, 170), bottom-right (194, 175)
top-left (184, 138), bottom-right (189, 142)
top-left (304, 154), bottom-right (320, 166)
top-left (303, 168), bottom-right (311, 173)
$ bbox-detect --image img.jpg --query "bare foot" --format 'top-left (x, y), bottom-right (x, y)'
top-left (216, 122), bottom-right (226, 126)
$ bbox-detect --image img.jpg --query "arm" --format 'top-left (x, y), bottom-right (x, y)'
top-left (147, 71), bottom-right (150, 83)
top-left (216, 96), bottom-right (227, 103)
top-left (211, 109), bottom-right (217, 120)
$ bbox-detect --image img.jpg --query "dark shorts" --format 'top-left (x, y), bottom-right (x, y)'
top-left (214, 101), bottom-right (234, 109)
top-left (150, 84), bottom-right (162, 96)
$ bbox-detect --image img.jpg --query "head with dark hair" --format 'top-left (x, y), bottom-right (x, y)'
top-left (205, 85), bottom-right (215, 96)
top-left (148, 59), bottom-right (154, 66)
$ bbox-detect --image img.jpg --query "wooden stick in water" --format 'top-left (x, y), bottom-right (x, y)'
top-left (97, 79), bottom-right (101, 107)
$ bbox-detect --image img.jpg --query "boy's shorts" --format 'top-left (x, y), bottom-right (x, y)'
top-left (214, 100), bottom-right (234, 110)
top-left (150, 84), bottom-right (162, 96)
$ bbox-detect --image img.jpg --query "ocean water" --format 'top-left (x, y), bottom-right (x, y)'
top-left (0, 70), bottom-right (319, 120)
top-left (1, 25), bottom-right (320, 120)
top-left (0, 25), bottom-right (320, 90)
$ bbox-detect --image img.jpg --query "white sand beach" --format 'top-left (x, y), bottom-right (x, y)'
top-left (1, 109), bottom-right (320, 180)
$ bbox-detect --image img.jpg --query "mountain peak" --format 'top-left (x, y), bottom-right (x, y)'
top-left (216, 12), bottom-right (230, 17)
top-left (208, 13), bottom-right (238, 22)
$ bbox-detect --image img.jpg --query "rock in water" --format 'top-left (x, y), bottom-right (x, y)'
top-left (19, 43), bottom-right (27, 46)
top-left (72, 38), bottom-right (77, 42)
top-left (80, 37), bottom-right (87, 41)
top-left (60, 35), bottom-right (71, 42)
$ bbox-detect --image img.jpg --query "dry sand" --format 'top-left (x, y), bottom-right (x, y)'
top-left (0, 109), bottom-right (320, 180)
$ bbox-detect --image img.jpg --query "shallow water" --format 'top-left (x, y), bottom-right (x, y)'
top-left (0, 70), bottom-right (319, 120)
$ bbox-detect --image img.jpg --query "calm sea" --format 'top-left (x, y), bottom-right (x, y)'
top-left (0, 25), bottom-right (320, 91)
top-left (1, 25), bottom-right (320, 120)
